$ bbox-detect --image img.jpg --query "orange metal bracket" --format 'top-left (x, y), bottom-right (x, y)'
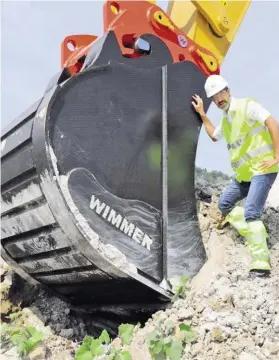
top-left (61, 0), bottom-right (220, 77)
top-left (61, 35), bottom-right (98, 75)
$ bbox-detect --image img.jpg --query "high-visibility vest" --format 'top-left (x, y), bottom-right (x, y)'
top-left (221, 98), bottom-right (278, 182)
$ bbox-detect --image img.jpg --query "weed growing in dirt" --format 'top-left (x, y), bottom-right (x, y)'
top-left (1, 313), bottom-right (44, 357)
top-left (146, 322), bottom-right (197, 360)
top-left (74, 324), bottom-right (136, 360)
top-left (169, 276), bottom-right (190, 302)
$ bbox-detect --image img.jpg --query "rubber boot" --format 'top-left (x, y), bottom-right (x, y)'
top-left (224, 207), bottom-right (270, 275)
top-left (224, 206), bottom-right (248, 237)
top-left (245, 220), bottom-right (271, 272)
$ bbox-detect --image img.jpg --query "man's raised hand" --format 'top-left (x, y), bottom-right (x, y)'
top-left (192, 94), bottom-right (205, 116)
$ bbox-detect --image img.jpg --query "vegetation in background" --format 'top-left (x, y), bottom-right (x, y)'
top-left (195, 166), bottom-right (232, 183)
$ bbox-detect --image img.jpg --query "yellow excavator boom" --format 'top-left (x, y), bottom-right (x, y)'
top-left (159, 0), bottom-right (251, 67)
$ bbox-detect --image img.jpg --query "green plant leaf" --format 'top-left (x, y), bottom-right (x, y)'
top-left (151, 340), bottom-right (164, 355)
top-left (170, 275), bottom-right (189, 288)
top-left (2, 325), bottom-right (44, 357)
top-left (99, 329), bottom-right (110, 345)
top-left (79, 335), bottom-right (94, 350)
top-left (118, 324), bottom-right (135, 345)
top-left (90, 339), bottom-right (105, 356)
top-left (146, 331), bottom-right (158, 343)
top-left (10, 332), bottom-right (26, 346)
top-left (84, 336), bottom-right (95, 347)
top-left (8, 312), bottom-right (22, 320)
top-left (152, 353), bottom-right (166, 360)
top-left (26, 327), bottom-right (37, 336)
top-left (74, 336), bottom-right (95, 360)
top-left (9, 329), bottom-right (21, 336)
top-left (75, 350), bottom-right (94, 360)
top-left (17, 340), bottom-right (28, 356)
top-left (24, 338), bottom-right (41, 352)
top-left (179, 324), bottom-right (191, 332)
top-left (164, 338), bottom-right (183, 360)
top-left (179, 323), bottom-right (197, 343)
top-left (169, 276), bottom-right (190, 302)
top-left (146, 331), bottom-right (165, 360)
top-left (23, 329), bottom-right (44, 353)
top-left (115, 350), bottom-right (132, 360)
top-left (27, 327), bottom-right (44, 342)
top-left (10, 332), bottom-right (29, 356)
top-left (105, 354), bottom-right (115, 360)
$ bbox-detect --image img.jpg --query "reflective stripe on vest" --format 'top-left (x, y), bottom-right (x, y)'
top-left (227, 125), bottom-right (266, 150)
top-left (231, 144), bottom-right (273, 169)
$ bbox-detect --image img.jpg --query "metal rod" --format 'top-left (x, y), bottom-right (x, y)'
top-left (161, 65), bottom-right (168, 280)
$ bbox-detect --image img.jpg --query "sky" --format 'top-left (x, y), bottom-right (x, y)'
top-left (1, 0), bottom-right (279, 176)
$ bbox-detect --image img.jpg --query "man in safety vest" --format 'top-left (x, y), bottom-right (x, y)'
top-left (192, 74), bottom-right (279, 276)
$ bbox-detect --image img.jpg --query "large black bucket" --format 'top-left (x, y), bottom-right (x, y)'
top-left (1, 31), bottom-right (210, 308)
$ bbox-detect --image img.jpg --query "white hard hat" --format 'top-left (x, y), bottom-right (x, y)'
top-left (204, 75), bottom-right (228, 98)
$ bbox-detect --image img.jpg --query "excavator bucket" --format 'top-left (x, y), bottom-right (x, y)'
top-left (1, 1), bottom-right (212, 309)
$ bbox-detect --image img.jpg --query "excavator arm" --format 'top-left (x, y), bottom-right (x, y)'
top-left (166, 0), bottom-right (251, 66)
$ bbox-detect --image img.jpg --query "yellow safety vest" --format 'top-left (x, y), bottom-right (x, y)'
top-left (221, 98), bottom-right (278, 182)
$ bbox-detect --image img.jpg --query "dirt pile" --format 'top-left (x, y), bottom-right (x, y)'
top-left (127, 194), bottom-right (279, 360)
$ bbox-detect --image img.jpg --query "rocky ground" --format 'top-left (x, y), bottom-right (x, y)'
top-left (1, 176), bottom-right (279, 360)
top-left (127, 194), bottom-right (279, 360)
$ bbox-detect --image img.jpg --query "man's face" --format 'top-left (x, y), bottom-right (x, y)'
top-left (212, 87), bottom-right (231, 111)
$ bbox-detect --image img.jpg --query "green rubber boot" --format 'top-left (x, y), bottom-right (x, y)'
top-left (224, 206), bottom-right (248, 237)
top-left (245, 221), bottom-right (271, 272)
top-left (224, 207), bottom-right (271, 273)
